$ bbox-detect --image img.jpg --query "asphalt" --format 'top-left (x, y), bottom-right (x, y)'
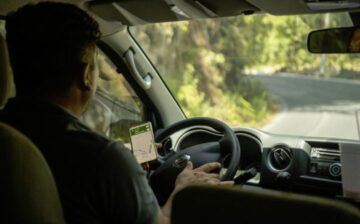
top-left (251, 74), bottom-right (360, 140)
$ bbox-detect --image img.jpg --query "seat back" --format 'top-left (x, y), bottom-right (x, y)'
top-left (0, 122), bottom-right (66, 224)
top-left (172, 185), bottom-right (360, 224)
top-left (0, 21), bottom-right (64, 224)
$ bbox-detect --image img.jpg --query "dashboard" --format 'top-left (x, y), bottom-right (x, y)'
top-left (168, 126), bottom-right (360, 198)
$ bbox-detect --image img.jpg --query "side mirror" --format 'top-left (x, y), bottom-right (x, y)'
top-left (308, 27), bottom-right (360, 53)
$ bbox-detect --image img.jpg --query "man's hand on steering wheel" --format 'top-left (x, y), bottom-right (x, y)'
top-left (174, 161), bottom-right (234, 193)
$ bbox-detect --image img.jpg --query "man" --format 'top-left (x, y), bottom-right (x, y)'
top-left (1, 2), bottom-right (226, 224)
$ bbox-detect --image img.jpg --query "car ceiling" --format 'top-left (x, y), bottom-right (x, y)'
top-left (0, 0), bottom-right (83, 16)
top-left (0, 0), bottom-right (360, 34)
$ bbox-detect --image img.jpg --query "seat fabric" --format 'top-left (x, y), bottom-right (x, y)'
top-left (172, 185), bottom-right (360, 224)
top-left (0, 122), bottom-right (66, 224)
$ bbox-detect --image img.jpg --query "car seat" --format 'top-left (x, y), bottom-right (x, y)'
top-left (0, 33), bottom-right (66, 224)
top-left (172, 185), bottom-right (360, 224)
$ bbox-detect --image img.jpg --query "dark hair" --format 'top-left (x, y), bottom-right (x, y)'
top-left (6, 2), bottom-right (101, 96)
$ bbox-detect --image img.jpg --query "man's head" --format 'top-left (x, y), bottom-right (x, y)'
top-left (6, 2), bottom-right (101, 114)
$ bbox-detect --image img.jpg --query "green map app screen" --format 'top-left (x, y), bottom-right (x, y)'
top-left (129, 122), bottom-right (157, 164)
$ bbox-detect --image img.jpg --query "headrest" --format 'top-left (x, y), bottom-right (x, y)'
top-left (0, 34), bottom-right (14, 109)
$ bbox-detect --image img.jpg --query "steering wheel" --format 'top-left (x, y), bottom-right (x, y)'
top-left (150, 117), bottom-right (241, 205)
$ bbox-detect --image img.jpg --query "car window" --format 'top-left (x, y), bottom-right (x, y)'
top-left (0, 20), bottom-right (5, 37)
top-left (81, 50), bottom-right (146, 145)
top-left (130, 13), bottom-right (360, 140)
top-left (0, 20), bottom-right (16, 100)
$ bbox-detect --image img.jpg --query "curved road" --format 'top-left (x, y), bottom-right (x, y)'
top-left (252, 74), bottom-right (360, 140)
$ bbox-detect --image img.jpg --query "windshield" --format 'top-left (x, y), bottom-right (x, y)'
top-left (130, 13), bottom-right (360, 140)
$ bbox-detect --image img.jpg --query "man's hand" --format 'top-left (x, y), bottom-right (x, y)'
top-left (155, 142), bottom-right (232, 189)
top-left (174, 161), bottom-right (231, 192)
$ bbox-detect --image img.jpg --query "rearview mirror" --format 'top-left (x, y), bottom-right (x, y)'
top-left (308, 27), bottom-right (360, 53)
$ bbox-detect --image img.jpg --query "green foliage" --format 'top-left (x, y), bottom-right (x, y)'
top-left (131, 13), bottom-right (358, 127)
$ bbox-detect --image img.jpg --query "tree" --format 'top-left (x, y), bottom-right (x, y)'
top-left (130, 12), bottom-right (360, 127)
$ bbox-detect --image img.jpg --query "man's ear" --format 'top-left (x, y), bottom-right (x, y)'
top-left (80, 63), bottom-right (91, 90)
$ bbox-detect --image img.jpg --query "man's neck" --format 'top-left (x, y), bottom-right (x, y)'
top-left (46, 92), bottom-right (86, 118)
top-left (18, 90), bottom-right (87, 118)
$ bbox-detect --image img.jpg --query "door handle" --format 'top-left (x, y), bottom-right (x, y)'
top-left (124, 48), bottom-right (152, 90)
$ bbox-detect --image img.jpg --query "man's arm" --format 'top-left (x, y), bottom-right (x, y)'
top-left (98, 142), bottom-right (231, 224)
top-left (94, 142), bottom-right (159, 224)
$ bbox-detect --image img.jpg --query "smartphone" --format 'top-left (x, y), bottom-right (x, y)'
top-left (129, 122), bottom-right (157, 164)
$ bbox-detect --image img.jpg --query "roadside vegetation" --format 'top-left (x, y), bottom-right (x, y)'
top-left (132, 13), bottom-right (360, 127)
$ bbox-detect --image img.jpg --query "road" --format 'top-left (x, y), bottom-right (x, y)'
top-left (252, 74), bottom-right (360, 140)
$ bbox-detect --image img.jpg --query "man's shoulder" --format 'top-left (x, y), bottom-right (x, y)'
top-left (65, 124), bottom-right (130, 157)
top-left (0, 98), bottom-right (124, 157)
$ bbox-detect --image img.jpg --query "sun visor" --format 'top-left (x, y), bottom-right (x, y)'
top-left (84, 0), bottom-right (260, 26)
top-left (248, 0), bottom-right (360, 15)
top-left (306, 0), bottom-right (360, 11)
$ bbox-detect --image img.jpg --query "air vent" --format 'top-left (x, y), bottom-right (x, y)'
top-left (311, 147), bottom-right (340, 161)
top-left (268, 146), bottom-right (293, 171)
top-left (307, 141), bottom-right (340, 162)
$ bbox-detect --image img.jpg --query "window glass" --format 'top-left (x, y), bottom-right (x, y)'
top-left (130, 13), bottom-right (360, 140)
top-left (81, 50), bottom-right (146, 144)
top-left (0, 20), bottom-right (5, 36)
